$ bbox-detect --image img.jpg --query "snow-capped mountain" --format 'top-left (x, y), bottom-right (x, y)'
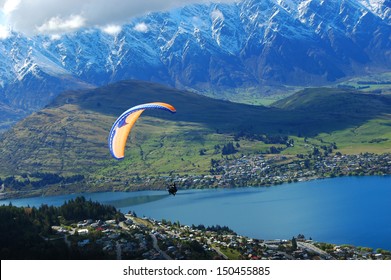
top-left (0, 0), bottom-right (390, 121)
top-left (358, 0), bottom-right (391, 23)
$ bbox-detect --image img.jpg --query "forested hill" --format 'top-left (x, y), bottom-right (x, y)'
top-left (0, 197), bottom-right (123, 259)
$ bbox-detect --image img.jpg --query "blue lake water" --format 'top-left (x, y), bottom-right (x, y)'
top-left (1, 176), bottom-right (390, 250)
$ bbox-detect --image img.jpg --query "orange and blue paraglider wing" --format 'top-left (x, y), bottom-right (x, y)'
top-left (108, 102), bottom-right (176, 160)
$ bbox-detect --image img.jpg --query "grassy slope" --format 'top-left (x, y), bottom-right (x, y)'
top-left (336, 72), bottom-right (391, 94)
top-left (0, 81), bottom-right (390, 180)
top-left (272, 88), bottom-right (391, 154)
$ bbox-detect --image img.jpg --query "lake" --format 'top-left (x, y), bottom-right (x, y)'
top-left (1, 176), bottom-right (390, 250)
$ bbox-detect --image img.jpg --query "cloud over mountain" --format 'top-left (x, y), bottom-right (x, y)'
top-left (1, 0), bottom-right (237, 35)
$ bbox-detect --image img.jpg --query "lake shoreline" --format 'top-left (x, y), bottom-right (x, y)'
top-left (0, 176), bottom-right (391, 252)
top-left (0, 174), bottom-right (350, 201)
top-left (2, 173), bottom-right (389, 201)
top-left (1, 153), bottom-right (390, 200)
top-left (2, 176), bottom-right (391, 252)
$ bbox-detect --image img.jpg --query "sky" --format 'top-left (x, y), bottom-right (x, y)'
top-left (0, 0), bottom-right (236, 39)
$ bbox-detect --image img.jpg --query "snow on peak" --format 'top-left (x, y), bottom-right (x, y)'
top-left (276, 0), bottom-right (298, 13)
top-left (357, 0), bottom-right (391, 22)
top-left (211, 8), bottom-right (225, 46)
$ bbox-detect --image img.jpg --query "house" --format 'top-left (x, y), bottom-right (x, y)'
top-left (105, 219), bottom-right (117, 225)
top-left (77, 229), bottom-right (89, 235)
top-left (77, 219), bottom-right (93, 227)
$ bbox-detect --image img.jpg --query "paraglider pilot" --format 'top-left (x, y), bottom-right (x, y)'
top-left (167, 183), bottom-right (178, 196)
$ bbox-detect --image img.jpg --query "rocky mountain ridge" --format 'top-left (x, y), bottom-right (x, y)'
top-left (0, 0), bottom-right (390, 124)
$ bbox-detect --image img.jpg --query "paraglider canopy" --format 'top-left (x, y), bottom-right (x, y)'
top-left (108, 102), bottom-right (176, 160)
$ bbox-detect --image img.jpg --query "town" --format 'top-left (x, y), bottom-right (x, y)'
top-left (52, 212), bottom-right (391, 260)
top-left (1, 152), bottom-right (390, 199)
top-left (208, 152), bottom-right (391, 188)
top-left (115, 152), bottom-right (391, 191)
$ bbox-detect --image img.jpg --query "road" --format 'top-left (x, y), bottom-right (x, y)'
top-left (206, 241), bottom-right (228, 260)
top-left (298, 242), bottom-right (335, 259)
top-left (150, 233), bottom-right (172, 260)
top-left (116, 241), bottom-right (122, 260)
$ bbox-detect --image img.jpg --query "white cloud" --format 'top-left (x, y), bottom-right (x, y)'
top-left (50, 34), bottom-right (61, 40)
top-left (0, 24), bottom-right (10, 38)
top-left (102, 24), bottom-right (122, 36)
top-left (0, 0), bottom-right (238, 35)
top-left (2, 0), bottom-right (21, 15)
top-left (133, 22), bottom-right (148, 33)
top-left (0, 0), bottom-right (20, 38)
top-left (36, 14), bottom-right (86, 33)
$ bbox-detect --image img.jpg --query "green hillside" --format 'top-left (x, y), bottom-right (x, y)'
top-left (0, 80), bottom-right (279, 177)
top-left (0, 81), bottom-right (390, 194)
top-left (272, 88), bottom-right (391, 154)
top-left (336, 71), bottom-right (391, 94)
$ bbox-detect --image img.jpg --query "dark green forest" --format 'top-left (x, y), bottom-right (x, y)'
top-left (0, 197), bottom-right (124, 259)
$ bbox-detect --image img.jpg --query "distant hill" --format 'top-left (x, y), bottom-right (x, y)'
top-left (273, 87), bottom-right (391, 132)
top-left (0, 80), bottom-right (390, 183)
top-left (273, 88), bottom-right (391, 112)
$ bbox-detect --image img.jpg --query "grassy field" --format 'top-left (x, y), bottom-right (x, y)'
top-left (316, 118), bottom-right (391, 154)
top-left (336, 72), bottom-right (391, 94)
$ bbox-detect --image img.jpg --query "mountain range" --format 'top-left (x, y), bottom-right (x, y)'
top-left (0, 0), bottom-right (390, 127)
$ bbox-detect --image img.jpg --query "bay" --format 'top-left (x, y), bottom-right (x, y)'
top-left (1, 176), bottom-right (390, 250)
